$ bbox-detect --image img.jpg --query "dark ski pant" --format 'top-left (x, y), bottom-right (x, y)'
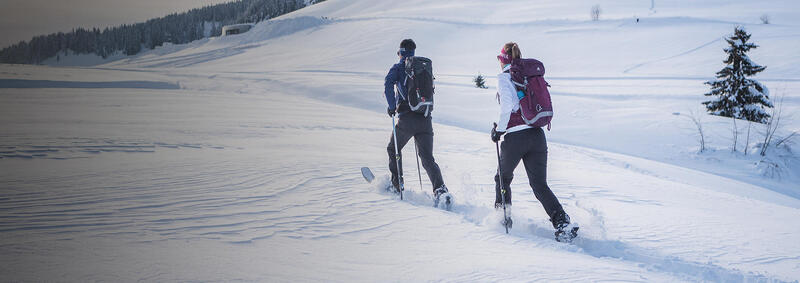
top-left (387, 113), bottom-right (445, 192)
top-left (495, 127), bottom-right (564, 220)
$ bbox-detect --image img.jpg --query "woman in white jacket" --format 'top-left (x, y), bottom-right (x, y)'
top-left (491, 42), bottom-right (577, 241)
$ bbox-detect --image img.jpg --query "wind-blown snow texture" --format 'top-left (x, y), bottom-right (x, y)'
top-left (1, 0), bottom-right (800, 282)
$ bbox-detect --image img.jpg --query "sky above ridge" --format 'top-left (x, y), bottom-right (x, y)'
top-left (0, 0), bottom-right (234, 48)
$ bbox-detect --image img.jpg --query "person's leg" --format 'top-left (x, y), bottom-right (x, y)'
top-left (494, 131), bottom-right (524, 207)
top-left (413, 117), bottom-right (444, 192)
top-left (414, 133), bottom-right (445, 192)
top-left (520, 128), bottom-right (564, 223)
top-left (387, 117), bottom-right (414, 190)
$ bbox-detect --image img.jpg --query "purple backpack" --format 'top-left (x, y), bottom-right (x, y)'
top-left (509, 58), bottom-right (553, 129)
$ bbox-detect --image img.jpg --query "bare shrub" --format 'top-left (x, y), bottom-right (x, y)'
top-left (760, 14), bottom-right (770, 24)
top-left (775, 132), bottom-right (797, 148)
top-left (757, 159), bottom-right (782, 179)
top-left (760, 91), bottom-right (788, 156)
top-left (731, 117), bottom-right (739, 152)
top-left (745, 121), bottom-right (752, 155)
top-left (675, 109), bottom-right (706, 152)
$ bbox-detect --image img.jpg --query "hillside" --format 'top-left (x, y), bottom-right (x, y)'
top-left (0, 0), bottom-right (310, 64)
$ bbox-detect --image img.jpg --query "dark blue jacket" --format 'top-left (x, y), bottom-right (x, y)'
top-left (384, 50), bottom-right (414, 115)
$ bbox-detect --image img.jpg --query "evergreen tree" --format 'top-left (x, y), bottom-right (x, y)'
top-left (0, 0), bottom-right (311, 64)
top-left (473, 74), bottom-right (488, 89)
top-left (704, 27), bottom-right (771, 152)
top-left (703, 27), bottom-right (771, 123)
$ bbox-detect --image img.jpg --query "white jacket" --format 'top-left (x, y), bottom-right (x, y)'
top-left (496, 69), bottom-right (532, 133)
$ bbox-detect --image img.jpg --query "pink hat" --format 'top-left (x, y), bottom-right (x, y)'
top-left (497, 46), bottom-right (512, 64)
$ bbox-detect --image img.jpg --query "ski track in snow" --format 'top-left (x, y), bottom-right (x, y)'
top-left (369, 169), bottom-right (782, 282)
top-left (623, 37), bottom-right (724, 74)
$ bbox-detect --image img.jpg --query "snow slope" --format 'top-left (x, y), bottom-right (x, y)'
top-left (2, 0), bottom-right (800, 281)
top-left (96, 0), bottom-right (800, 195)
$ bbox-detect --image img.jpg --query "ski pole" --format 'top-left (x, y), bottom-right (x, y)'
top-left (392, 115), bottom-right (404, 200)
top-left (494, 123), bottom-right (509, 234)
top-left (414, 140), bottom-right (423, 191)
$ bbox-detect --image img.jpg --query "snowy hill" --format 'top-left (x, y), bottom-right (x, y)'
top-left (1, 0), bottom-right (800, 281)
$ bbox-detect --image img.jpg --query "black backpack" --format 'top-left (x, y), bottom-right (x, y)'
top-left (404, 56), bottom-right (434, 116)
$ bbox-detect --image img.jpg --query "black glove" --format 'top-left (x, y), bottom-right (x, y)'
top-left (491, 127), bottom-right (505, 143)
top-left (387, 107), bottom-right (396, 117)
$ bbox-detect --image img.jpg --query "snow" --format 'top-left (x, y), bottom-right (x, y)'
top-left (2, 0), bottom-right (800, 281)
top-left (40, 50), bottom-right (127, 67)
top-left (202, 21), bottom-right (219, 38)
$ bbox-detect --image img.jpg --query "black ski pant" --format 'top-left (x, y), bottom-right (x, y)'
top-left (495, 127), bottom-right (564, 220)
top-left (387, 113), bottom-right (445, 192)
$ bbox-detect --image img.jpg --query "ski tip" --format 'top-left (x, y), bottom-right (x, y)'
top-left (360, 167), bottom-right (375, 183)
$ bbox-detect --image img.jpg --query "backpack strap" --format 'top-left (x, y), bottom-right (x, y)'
top-left (511, 78), bottom-right (527, 90)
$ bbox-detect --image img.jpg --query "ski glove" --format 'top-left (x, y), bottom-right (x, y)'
top-left (491, 127), bottom-right (505, 143)
top-left (387, 107), bottom-right (396, 117)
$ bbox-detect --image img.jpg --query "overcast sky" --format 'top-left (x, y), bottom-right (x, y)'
top-left (0, 0), bottom-right (234, 48)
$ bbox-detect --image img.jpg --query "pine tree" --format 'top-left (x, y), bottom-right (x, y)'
top-left (0, 0), bottom-right (311, 64)
top-left (703, 27), bottom-right (771, 152)
top-left (473, 74), bottom-right (488, 89)
top-left (704, 27), bottom-right (771, 122)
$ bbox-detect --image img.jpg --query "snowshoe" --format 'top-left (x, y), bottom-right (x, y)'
top-left (495, 203), bottom-right (512, 230)
top-left (361, 167), bottom-right (404, 200)
top-left (433, 185), bottom-right (452, 211)
top-left (502, 216), bottom-right (513, 229)
top-left (361, 167), bottom-right (375, 183)
top-left (551, 211), bottom-right (579, 243)
top-left (555, 225), bottom-right (579, 243)
top-left (383, 173), bottom-right (404, 196)
top-left (387, 183), bottom-right (403, 195)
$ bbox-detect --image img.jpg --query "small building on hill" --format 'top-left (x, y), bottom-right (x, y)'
top-left (221, 24), bottom-right (253, 36)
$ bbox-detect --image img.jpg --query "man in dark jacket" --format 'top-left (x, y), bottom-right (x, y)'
top-left (384, 39), bottom-right (449, 203)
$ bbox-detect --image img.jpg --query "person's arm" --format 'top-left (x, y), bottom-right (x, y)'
top-left (384, 64), bottom-right (400, 110)
top-left (496, 73), bottom-right (517, 132)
